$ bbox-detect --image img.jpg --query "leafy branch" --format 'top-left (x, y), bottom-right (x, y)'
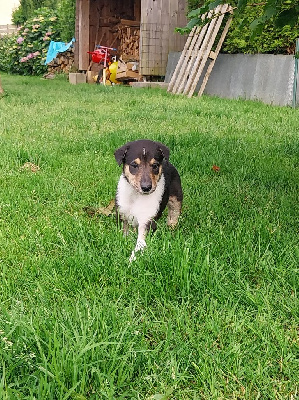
top-left (181, 0), bottom-right (298, 37)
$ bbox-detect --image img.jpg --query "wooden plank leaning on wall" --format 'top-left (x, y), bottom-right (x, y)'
top-left (78, 0), bottom-right (90, 71)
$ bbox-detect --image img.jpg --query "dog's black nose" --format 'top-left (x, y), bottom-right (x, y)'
top-left (141, 184), bottom-right (152, 193)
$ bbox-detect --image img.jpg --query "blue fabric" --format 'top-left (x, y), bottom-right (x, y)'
top-left (45, 38), bottom-right (75, 65)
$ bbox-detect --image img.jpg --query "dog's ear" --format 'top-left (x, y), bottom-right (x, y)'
top-left (114, 144), bottom-right (129, 166)
top-left (155, 142), bottom-right (170, 161)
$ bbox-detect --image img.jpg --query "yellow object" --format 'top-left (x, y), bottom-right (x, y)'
top-left (103, 68), bottom-right (107, 85)
top-left (108, 61), bottom-right (118, 84)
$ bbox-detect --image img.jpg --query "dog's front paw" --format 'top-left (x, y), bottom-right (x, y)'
top-left (129, 251), bottom-right (137, 263)
top-left (129, 240), bottom-right (147, 262)
top-left (135, 239), bottom-right (147, 252)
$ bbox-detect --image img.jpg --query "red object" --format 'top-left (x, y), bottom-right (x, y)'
top-left (87, 45), bottom-right (116, 66)
top-left (87, 49), bottom-right (111, 64)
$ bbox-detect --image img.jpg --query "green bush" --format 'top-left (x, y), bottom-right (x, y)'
top-left (223, 6), bottom-right (299, 54)
top-left (0, 7), bottom-right (60, 75)
top-left (0, 35), bottom-right (17, 73)
top-left (56, 0), bottom-right (76, 42)
top-left (187, 1), bottom-right (298, 54)
top-left (12, 0), bottom-right (59, 25)
top-left (12, 0), bottom-right (75, 45)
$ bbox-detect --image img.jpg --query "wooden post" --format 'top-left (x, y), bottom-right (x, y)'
top-left (74, 0), bottom-right (80, 69)
top-left (197, 10), bottom-right (233, 96)
top-left (184, 5), bottom-right (226, 97)
top-left (167, 26), bottom-right (199, 93)
top-left (168, 4), bottom-right (232, 98)
top-left (78, 0), bottom-right (90, 71)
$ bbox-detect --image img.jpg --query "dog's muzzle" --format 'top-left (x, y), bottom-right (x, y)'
top-left (141, 183), bottom-right (152, 193)
top-left (140, 175), bottom-right (153, 194)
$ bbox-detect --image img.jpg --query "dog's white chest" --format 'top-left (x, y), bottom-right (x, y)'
top-left (116, 174), bottom-right (165, 227)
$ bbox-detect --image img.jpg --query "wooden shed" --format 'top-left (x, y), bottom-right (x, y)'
top-left (75, 0), bottom-right (188, 77)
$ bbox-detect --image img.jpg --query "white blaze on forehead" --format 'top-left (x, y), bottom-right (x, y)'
top-left (142, 147), bottom-right (146, 157)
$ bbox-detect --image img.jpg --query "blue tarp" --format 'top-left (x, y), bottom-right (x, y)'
top-left (45, 38), bottom-right (75, 65)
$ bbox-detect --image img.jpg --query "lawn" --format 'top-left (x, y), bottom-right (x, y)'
top-left (0, 73), bottom-right (298, 399)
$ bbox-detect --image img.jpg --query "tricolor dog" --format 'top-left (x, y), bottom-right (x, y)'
top-left (114, 139), bottom-right (183, 261)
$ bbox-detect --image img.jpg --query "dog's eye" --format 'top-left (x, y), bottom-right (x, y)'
top-left (152, 163), bottom-right (159, 173)
top-left (130, 162), bottom-right (138, 169)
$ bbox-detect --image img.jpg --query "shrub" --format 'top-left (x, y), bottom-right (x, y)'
top-left (56, 0), bottom-right (76, 43)
top-left (11, 6), bottom-right (27, 26)
top-left (0, 35), bottom-right (18, 73)
top-left (187, 1), bottom-right (298, 55)
top-left (223, 5), bottom-right (299, 54)
top-left (12, 0), bottom-right (75, 45)
top-left (12, 0), bottom-right (59, 26)
top-left (0, 7), bottom-right (60, 75)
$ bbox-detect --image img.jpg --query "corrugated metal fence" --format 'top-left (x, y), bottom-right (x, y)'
top-left (166, 52), bottom-right (298, 107)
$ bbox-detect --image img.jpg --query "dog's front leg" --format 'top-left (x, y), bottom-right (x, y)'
top-left (122, 219), bottom-right (130, 236)
top-left (167, 195), bottom-right (182, 228)
top-left (129, 224), bottom-right (147, 262)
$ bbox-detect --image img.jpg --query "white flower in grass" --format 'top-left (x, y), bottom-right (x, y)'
top-left (2, 337), bottom-right (13, 348)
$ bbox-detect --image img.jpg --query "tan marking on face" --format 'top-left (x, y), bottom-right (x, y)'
top-left (167, 195), bottom-right (182, 228)
top-left (123, 158), bottom-right (163, 194)
top-left (124, 164), bottom-right (140, 191)
top-left (124, 164), bottom-right (147, 194)
top-left (149, 158), bottom-right (162, 189)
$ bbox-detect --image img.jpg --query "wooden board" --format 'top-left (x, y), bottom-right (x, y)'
top-left (167, 4), bottom-right (233, 97)
top-left (197, 12), bottom-right (233, 97)
top-left (116, 59), bottom-right (140, 80)
top-left (140, 0), bottom-right (188, 76)
top-left (78, 0), bottom-right (90, 71)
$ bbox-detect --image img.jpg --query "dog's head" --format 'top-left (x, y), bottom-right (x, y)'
top-left (114, 139), bottom-right (169, 194)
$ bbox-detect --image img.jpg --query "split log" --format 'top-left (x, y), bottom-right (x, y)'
top-left (112, 20), bottom-right (140, 60)
top-left (47, 48), bottom-right (75, 74)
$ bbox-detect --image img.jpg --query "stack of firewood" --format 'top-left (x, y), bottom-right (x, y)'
top-left (114, 19), bottom-right (140, 60)
top-left (47, 49), bottom-right (74, 74)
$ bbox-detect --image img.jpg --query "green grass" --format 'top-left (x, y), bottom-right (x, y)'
top-left (0, 73), bottom-right (298, 399)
